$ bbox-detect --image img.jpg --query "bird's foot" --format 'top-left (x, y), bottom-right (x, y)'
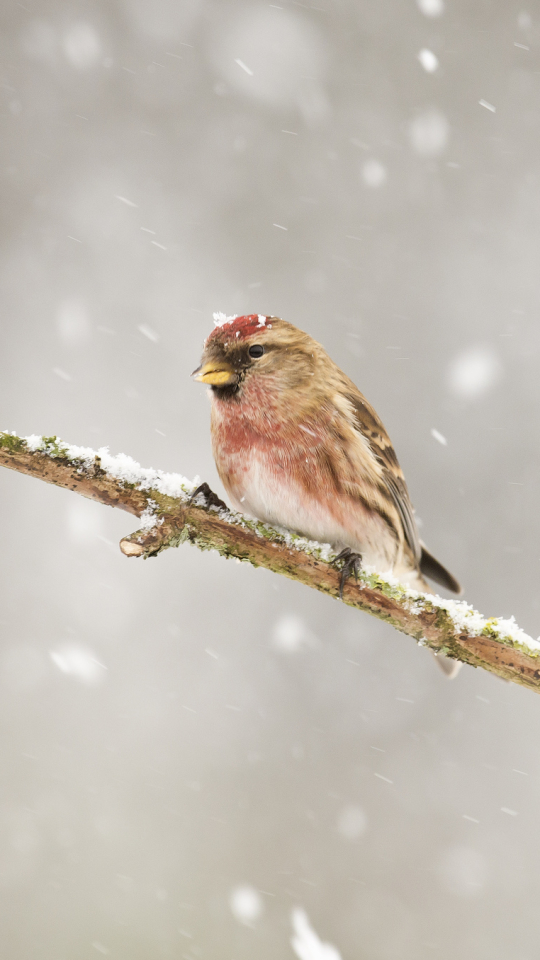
top-left (188, 482), bottom-right (227, 511)
top-left (332, 548), bottom-right (363, 600)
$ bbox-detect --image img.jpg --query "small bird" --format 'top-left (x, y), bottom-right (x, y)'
top-left (193, 314), bottom-right (462, 675)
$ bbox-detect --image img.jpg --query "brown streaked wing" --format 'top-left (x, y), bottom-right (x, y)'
top-left (344, 388), bottom-right (422, 564)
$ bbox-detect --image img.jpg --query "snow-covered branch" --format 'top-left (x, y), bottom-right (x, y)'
top-left (1, 430), bottom-right (539, 692)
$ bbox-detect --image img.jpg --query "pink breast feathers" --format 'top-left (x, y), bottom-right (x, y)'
top-left (209, 382), bottom-right (392, 562)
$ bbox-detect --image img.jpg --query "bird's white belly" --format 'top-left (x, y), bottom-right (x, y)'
top-left (226, 449), bottom-right (395, 568)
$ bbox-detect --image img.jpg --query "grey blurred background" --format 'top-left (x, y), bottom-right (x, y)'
top-left (1, 0), bottom-right (540, 957)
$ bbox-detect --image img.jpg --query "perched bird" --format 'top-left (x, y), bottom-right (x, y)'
top-left (193, 313), bottom-right (462, 675)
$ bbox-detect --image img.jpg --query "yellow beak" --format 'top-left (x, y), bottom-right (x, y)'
top-left (192, 361), bottom-right (236, 386)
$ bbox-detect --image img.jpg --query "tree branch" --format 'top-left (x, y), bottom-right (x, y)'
top-left (1, 431), bottom-right (539, 692)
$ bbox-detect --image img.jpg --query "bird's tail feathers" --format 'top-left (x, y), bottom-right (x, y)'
top-left (419, 544), bottom-right (462, 595)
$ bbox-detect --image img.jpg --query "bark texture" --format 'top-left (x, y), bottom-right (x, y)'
top-left (1, 431), bottom-right (539, 692)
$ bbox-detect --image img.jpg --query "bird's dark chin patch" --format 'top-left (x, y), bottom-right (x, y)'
top-left (211, 381), bottom-right (241, 400)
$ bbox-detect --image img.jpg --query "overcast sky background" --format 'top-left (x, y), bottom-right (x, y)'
top-left (1, 1), bottom-right (540, 958)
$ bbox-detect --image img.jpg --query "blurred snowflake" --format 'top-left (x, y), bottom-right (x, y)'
top-left (437, 845), bottom-right (487, 897)
top-left (271, 614), bottom-right (317, 653)
top-left (49, 645), bottom-right (106, 685)
top-left (229, 884), bottom-right (263, 925)
top-left (408, 109), bottom-right (449, 157)
top-left (336, 804), bottom-right (368, 841)
top-left (291, 909), bottom-right (342, 960)
top-left (448, 345), bottom-right (502, 399)
top-left (62, 22), bottom-right (102, 70)
top-left (361, 159), bottom-right (387, 188)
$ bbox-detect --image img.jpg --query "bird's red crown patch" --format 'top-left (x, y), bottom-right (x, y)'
top-left (208, 313), bottom-right (271, 343)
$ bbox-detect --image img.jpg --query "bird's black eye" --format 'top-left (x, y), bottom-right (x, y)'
top-left (248, 344), bottom-right (265, 358)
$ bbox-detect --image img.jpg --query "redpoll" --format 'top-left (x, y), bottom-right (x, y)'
top-left (194, 314), bottom-right (462, 675)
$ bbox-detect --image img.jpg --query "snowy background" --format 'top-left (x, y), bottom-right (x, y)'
top-left (1, 0), bottom-right (540, 957)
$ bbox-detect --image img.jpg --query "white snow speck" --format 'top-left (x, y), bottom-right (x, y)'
top-left (53, 367), bottom-right (72, 381)
top-left (408, 109), bottom-right (449, 157)
top-left (234, 58), bottom-right (254, 75)
top-left (416, 0), bottom-right (444, 16)
top-left (62, 22), bottom-right (102, 69)
top-left (431, 428), bottom-right (447, 446)
top-left (257, 314), bottom-right (267, 326)
top-left (57, 299), bottom-right (90, 344)
top-left (448, 345), bottom-right (501, 399)
top-left (50, 644), bottom-right (106, 685)
top-left (291, 909), bottom-right (342, 960)
top-left (91, 943), bottom-right (110, 956)
top-left (271, 614), bottom-right (316, 652)
top-left (479, 99), bottom-right (496, 112)
top-left (501, 807), bottom-right (518, 817)
top-left (229, 885), bottom-right (263, 925)
top-left (115, 195), bottom-right (137, 207)
top-left (213, 312), bottom-right (238, 327)
top-left (437, 846), bottom-right (487, 897)
top-left (66, 498), bottom-right (104, 543)
top-left (137, 324), bottom-right (159, 342)
top-left (361, 159), bottom-right (387, 188)
top-left (273, 223), bottom-right (288, 230)
top-left (374, 773), bottom-right (393, 784)
top-left (336, 805), bottom-right (367, 841)
top-left (418, 48), bottom-right (439, 72)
